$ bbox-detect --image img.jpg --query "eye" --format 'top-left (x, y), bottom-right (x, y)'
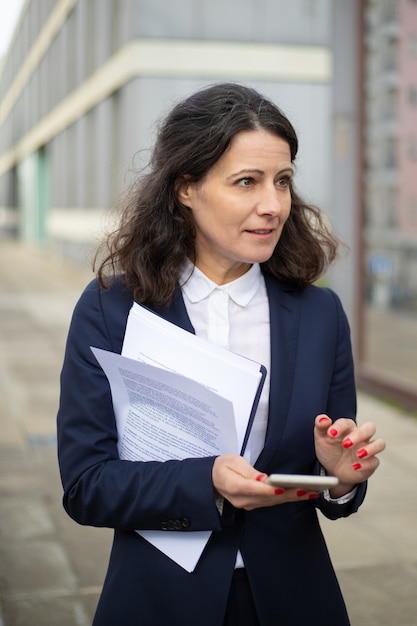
top-left (276, 176), bottom-right (291, 188)
top-left (237, 177), bottom-right (255, 187)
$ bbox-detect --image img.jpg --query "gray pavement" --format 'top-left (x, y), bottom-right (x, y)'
top-left (0, 238), bottom-right (416, 626)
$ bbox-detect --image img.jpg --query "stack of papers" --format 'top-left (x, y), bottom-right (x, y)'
top-left (92, 303), bottom-right (265, 571)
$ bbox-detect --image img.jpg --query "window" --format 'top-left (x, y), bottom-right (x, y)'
top-left (408, 34), bottom-right (417, 56)
top-left (383, 89), bottom-right (397, 120)
top-left (407, 136), bottom-right (417, 161)
top-left (407, 195), bottom-right (417, 227)
top-left (408, 85), bottom-right (417, 106)
top-left (385, 138), bottom-right (397, 168)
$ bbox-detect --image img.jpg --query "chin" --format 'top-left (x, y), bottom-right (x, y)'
top-left (248, 250), bottom-right (276, 264)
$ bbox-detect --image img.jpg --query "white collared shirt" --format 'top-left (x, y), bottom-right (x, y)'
top-left (180, 261), bottom-right (270, 465)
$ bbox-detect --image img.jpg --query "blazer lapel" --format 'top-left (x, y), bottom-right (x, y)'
top-left (152, 289), bottom-right (195, 334)
top-left (255, 274), bottom-right (302, 470)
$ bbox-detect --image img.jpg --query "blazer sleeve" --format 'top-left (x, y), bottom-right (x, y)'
top-left (56, 279), bottom-right (223, 532)
top-left (316, 288), bottom-right (367, 520)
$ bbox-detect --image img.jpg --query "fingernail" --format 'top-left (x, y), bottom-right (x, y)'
top-left (357, 449), bottom-right (368, 459)
top-left (308, 493), bottom-right (320, 499)
top-left (352, 462), bottom-right (362, 470)
top-left (274, 488), bottom-right (284, 495)
top-left (319, 416), bottom-right (330, 423)
top-left (329, 428), bottom-right (338, 437)
top-left (343, 438), bottom-right (353, 448)
top-left (255, 474), bottom-right (265, 482)
top-left (296, 489), bottom-right (308, 497)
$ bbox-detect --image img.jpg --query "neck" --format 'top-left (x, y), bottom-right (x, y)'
top-left (193, 260), bottom-right (252, 285)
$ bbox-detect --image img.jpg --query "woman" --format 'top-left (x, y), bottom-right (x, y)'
top-left (57, 83), bottom-right (385, 626)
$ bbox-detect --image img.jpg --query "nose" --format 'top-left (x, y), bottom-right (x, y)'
top-left (255, 183), bottom-right (283, 217)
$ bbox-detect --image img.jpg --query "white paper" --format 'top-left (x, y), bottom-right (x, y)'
top-left (91, 347), bottom-right (238, 462)
top-left (137, 530), bottom-right (211, 573)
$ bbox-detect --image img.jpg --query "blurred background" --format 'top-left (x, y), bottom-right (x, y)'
top-left (0, 0), bottom-right (416, 407)
top-left (0, 3), bottom-right (417, 625)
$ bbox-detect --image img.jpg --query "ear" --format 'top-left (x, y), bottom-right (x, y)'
top-left (176, 175), bottom-right (195, 208)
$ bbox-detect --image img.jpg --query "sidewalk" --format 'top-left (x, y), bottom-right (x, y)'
top-left (0, 239), bottom-right (416, 626)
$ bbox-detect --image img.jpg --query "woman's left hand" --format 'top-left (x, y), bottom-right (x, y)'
top-left (314, 414), bottom-right (386, 497)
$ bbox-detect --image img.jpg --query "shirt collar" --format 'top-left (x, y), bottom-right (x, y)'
top-left (180, 260), bottom-right (263, 307)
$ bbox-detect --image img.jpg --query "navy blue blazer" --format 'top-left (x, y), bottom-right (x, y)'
top-left (57, 272), bottom-right (366, 626)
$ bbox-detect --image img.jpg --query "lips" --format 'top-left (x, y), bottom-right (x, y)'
top-left (246, 229), bottom-right (274, 234)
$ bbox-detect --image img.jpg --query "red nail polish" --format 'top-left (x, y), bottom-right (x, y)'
top-left (352, 462), bottom-right (362, 470)
top-left (308, 493), bottom-right (320, 499)
top-left (255, 474), bottom-right (265, 482)
top-left (357, 449), bottom-right (368, 459)
top-left (296, 489), bottom-right (308, 497)
top-left (343, 438), bottom-right (353, 449)
top-left (329, 428), bottom-right (338, 437)
top-left (319, 416), bottom-right (330, 423)
top-left (274, 488), bottom-right (284, 495)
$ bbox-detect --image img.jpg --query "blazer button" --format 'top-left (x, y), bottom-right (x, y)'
top-left (161, 518), bottom-right (190, 530)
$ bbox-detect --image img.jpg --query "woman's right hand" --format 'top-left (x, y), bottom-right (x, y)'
top-left (212, 454), bottom-right (320, 511)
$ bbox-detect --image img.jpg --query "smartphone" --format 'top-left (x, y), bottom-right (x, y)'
top-left (265, 474), bottom-right (339, 492)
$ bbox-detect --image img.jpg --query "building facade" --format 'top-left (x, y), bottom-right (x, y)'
top-left (360, 0), bottom-right (417, 403)
top-left (0, 0), bottom-right (333, 261)
top-left (364, 0), bottom-right (417, 310)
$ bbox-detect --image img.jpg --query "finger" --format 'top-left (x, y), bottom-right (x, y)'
top-left (354, 437), bottom-right (386, 460)
top-left (324, 417), bottom-right (357, 440)
top-left (230, 479), bottom-right (284, 509)
top-left (341, 422), bottom-right (379, 449)
top-left (243, 487), bottom-right (321, 510)
top-left (315, 414), bottom-right (332, 431)
top-left (216, 461), bottom-right (275, 498)
top-left (351, 454), bottom-right (381, 478)
top-left (276, 487), bottom-right (321, 502)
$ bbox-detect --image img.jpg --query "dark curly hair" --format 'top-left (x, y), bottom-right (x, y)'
top-left (95, 82), bottom-right (339, 308)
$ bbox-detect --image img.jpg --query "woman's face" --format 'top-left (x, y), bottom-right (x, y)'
top-left (177, 129), bottom-right (293, 284)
